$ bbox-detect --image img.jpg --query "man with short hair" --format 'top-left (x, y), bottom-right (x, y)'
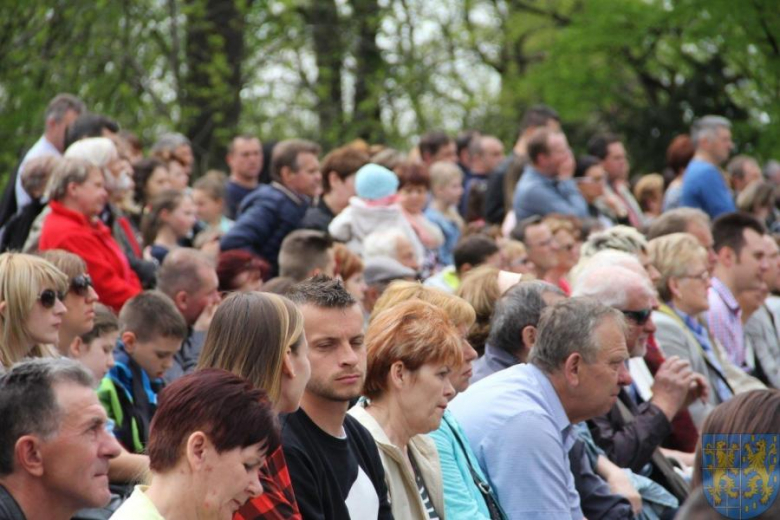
top-left (485, 105), bottom-right (560, 224)
top-left (587, 133), bottom-right (645, 228)
top-left (452, 298), bottom-right (632, 519)
top-left (221, 139), bottom-right (322, 274)
top-left (278, 230), bottom-right (336, 282)
top-left (472, 281), bottom-right (566, 383)
top-left (283, 276), bottom-right (392, 519)
top-left (157, 248), bottom-right (221, 383)
top-left (573, 265), bottom-right (706, 494)
top-left (460, 135), bottom-right (504, 220)
top-left (418, 131), bottom-right (457, 165)
top-left (745, 235), bottom-right (780, 388)
top-left (225, 135), bottom-right (263, 219)
top-left (0, 358), bottom-right (121, 520)
top-left (300, 146), bottom-right (368, 232)
top-left (680, 116), bottom-right (736, 219)
top-left (424, 234), bottom-right (502, 293)
top-left (511, 216), bottom-right (560, 281)
top-left (513, 128), bottom-right (588, 220)
top-left (707, 212), bottom-right (769, 371)
top-left (727, 155), bottom-right (762, 197)
top-left (0, 94), bottom-right (85, 228)
top-left (455, 130), bottom-right (480, 178)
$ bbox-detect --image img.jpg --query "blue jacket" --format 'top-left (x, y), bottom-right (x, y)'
top-left (220, 181), bottom-right (309, 274)
top-left (513, 166), bottom-right (588, 220)
top-left (680, 159), bottom-right (735, 219)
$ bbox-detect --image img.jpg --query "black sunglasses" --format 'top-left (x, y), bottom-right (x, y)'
top-left (69, 274), bottom-right (94, 297)
top-left (38, 288), bottom-right (66, 309)
top-left (621, 309), bottom-right (652, 326)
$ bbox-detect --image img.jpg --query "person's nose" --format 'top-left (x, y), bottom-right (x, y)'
top-left (54, 298), bottom-right (67, 316)
top-left (87, 285), bottom-right (99, 303)
top-left (443, 378), bottom-right (456, 399)
top-left (247, 469), bottom-right (264, 498)
top-left (100, 430), bottom-right (123, 459)
top-left (644, 316), bottom-right (657, 334)
top-left (339, 342), bottom-right (359, 367)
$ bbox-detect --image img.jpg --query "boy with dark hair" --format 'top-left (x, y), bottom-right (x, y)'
top-left (424, 234), bottom-right (502, 293)
top-left (277, 275), bottom-right (392, 519)
top-left (67, 303), bottom-right (119, 384)
top-left (98, 290), bottom-right (188, 454)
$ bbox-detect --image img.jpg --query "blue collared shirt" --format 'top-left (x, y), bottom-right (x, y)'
top-left (512, 165), bottom-right (589, 220)
top-left (470, 343), bottom-right (519, 384)
top-left (450, 363), bottom-right (582, 520)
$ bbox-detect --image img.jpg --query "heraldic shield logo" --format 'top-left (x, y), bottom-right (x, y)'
top-left (702, 434), bottom-right (780, 519)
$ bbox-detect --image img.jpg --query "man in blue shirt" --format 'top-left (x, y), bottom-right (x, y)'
top-left (451, 298), bottom-right (632, 520)
top-left (680, 115), bottom-right (736, 219)
top-left (513, 128), bottom-right (588, 220)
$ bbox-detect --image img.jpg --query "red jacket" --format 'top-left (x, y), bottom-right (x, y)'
top-left (40, 201), bottom-right (142, 312)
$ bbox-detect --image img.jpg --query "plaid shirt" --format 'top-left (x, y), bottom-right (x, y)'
top-left (707, 277), bottom-right (746, 369)
top-left (235, 445), bottom-right (302, 520)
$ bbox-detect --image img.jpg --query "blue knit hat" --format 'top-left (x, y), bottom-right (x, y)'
top-left (355, 163), bottom-right (399, 201)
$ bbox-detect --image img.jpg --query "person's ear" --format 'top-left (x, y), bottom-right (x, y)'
top-left (186, 431), bottom-right (209, 470)
top-left (328, 171), bottom-right (340, 189)
top-left (15, 436), bottom-right (45, 477)
top-left (521, 325), bottom-right (537, 351)
top-left (281, 348), bottom-right (296, 379)
top-left (389, 361), bottom-right (406, 389)
top-left (68, 337), bottom-right (86, 358)
top-left (0, 301), bottom-right (6, 318)
top-left (121, 331), bottom-right (137, 353)
top-left (718, 246), bottom-right (735, 268)
top-left (669, 277), bottom-right (683, 300)
top-left (280, 165), bottom-right (294, 185)
top-left (173, 290), bottom-right (189, 313)
top-left (563, 352), bottom-right (583, 386)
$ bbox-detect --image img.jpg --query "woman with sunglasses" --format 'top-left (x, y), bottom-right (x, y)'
top-left (38, 249), bottom-right (100, 355)
top-left (0, 252), bottom-right (68, 369)
top-left (648, 233), bottom-right (763, 429)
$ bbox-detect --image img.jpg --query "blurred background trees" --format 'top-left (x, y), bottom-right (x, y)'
top-left (1, 0), bottom-right (777, 179)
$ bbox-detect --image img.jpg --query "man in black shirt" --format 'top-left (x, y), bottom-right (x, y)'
top-left (285, 276), bottom-right (393, 520)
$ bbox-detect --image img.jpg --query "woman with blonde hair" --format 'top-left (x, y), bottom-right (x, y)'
top-left (350, 299), bottom-right (463, 519)
top-left (0, 252), bottom-right (68, 369)
top-left (371, 282), bottom-right (507, 519)
top-left (197, 291), bottom-right (310, 519)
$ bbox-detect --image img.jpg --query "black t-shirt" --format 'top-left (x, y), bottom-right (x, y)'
top-left (225, 181), bottom-right (255, 220)
top-left (281, 408), bottom-right (393, 520)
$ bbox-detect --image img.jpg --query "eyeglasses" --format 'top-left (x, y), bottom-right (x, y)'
top-left (621, 308), bottom-right (652, 326)
top-left (38, 288), bottom-right (66, 309)
top-left (679, 270), bottom-right (710, 282)
top-left (68, 274), bottom-right (94, 297)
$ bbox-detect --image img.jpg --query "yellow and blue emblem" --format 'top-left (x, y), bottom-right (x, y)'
top-left (702, 434), bottom-right (780, 519)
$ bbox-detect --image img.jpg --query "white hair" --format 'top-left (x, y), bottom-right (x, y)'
top-left (571, 265), bottom-right (654, 309)
top-left (64, 137), bottom-right (117, 168)
top-left (569, 249), bottom-right (644, 287)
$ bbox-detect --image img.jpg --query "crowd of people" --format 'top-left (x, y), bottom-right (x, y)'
top-left (1, 93), bottom-right (779, 520)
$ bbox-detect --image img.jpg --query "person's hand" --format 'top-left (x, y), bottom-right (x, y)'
top-left (684, 373), bottom-right (710, 407)
top-left (193, 299), bottom-right (220, 332)
top-left (605, 466), bottom-right (643, 514)
top-left (601, 192), bottom-right (628, 217)
top-left (650, 356), bottom-right (696, 421)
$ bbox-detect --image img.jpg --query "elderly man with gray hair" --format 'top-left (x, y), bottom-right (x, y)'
top-left (471, 280), bottom-right (566, 383)
top-left (680, 115), bottom-right (736, 219)
top-left (0, 358), bottom-right (121, 520)
top-left (451, 298), bottom-right (632, 519)
top-left (573, 265), bottom-right (708, 500)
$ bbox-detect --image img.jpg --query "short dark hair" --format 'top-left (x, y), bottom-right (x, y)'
top-left (587, 133), bottom-right (622, 160)
top-left (227, 134), bottom-right (260, 155)
top-left (80, 304), bottom-right (119, 346)
top-left (278, 230), bottom-right (333, 282)
top-left (270, 139), bottom-right (321, 182)
top-left (119, 290), bottom-right (188, 343)
top-left (510, 215), bottom-right (544, 243)
top-left (0, 358), bottom-right (94, 475)
top-left (712, 212), bottom-right (766, 255)
top-left (64, 113), bottom-right (120, 150)
top-left (320, 146), bottom-right (369, 193)
top-left (488, 281), bottom-right (565, 355)
top-left (456, 130), bottom-right (480, 156)
top-left (526, 128), bottom-right (555, 164)
top-left (287, 274), bottom-right (356, 309)
top-left (132, 158), bottom-right (166, 205)
top-left (418, 131), bottom-right (452, 159)
top-left (520, 105), bottom-right (560, 133)
top-left (453, 235), bottom-right (499, 273)
top-left (147, 369), bottom-right (279, 472)
top-left (574, 155), bottom-right (601, 178)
